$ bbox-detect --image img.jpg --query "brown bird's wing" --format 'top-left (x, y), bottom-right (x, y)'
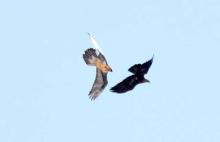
top-left (89, 68), bottom-right (108, 100)
top-left (83, 48), bottom-right (98, 66)
top-left (83, 48), bottom-right (108, 65)
top-left (128, 56), bottom-right (153, 75)
top-left (110, 75), bottom-right (139, 93)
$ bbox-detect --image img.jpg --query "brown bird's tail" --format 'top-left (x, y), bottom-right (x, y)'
top-left (83, 48), bottom-right (98, 66)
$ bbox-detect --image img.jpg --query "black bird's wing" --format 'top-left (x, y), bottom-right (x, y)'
top-left (88, 68), bottom-right (108, 100)
top-left (128, 56), bottom-right (153, 75)
top-left (128, 64), bottom-right (142, 74)
top-left (110, 75), bottom-right (138, 93)
top-left (141, 56), bottom-right (153, 74)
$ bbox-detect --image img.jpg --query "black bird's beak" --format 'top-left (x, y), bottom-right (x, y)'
top-left (144, 79), bottom-right (150, 83)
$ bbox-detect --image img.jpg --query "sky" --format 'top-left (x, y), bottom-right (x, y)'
top-left (0, 0), bottom-right (220, 142)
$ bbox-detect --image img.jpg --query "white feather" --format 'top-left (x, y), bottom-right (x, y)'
top-left (88, 33), bottom-right (104, 55)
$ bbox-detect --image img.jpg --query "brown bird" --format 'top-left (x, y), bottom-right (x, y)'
top-left (110, 56), bottom-right (153, 93)
top-left (83, 34), bottom-right (112, 100)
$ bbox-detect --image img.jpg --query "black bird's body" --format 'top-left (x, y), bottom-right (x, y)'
top-left (111, 56), bottom-right (153, 93)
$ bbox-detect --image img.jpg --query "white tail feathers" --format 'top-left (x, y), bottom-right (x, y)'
top-left (88, 33), bottom-right (104, 55)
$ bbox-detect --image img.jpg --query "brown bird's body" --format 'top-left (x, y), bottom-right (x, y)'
top-left (83, 48), bottom-right (112, 100)
top-left (83, 34), bottom-right (112, 100)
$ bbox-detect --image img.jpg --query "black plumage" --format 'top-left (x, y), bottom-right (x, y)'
top-left (110, 56), bottom-right (153, 93)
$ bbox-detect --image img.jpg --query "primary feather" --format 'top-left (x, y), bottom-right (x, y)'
top-left (83, 48), bottom-right (98, 66)
top-left (88, 68), bottom-right (108, 100)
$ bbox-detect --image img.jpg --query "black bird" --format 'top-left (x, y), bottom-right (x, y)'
top-left (110, 56), bottom-right (153, 93)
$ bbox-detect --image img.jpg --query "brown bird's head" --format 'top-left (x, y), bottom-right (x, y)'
top-left (105, 64), bottom-right (113, 72)
top-left (99, 64), bottom-right (112, 73)
top-left (95, 59), bottom-right (113, 73)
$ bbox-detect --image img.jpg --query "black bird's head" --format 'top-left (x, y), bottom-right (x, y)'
top-left (137, 76), bottom-right (150, 84)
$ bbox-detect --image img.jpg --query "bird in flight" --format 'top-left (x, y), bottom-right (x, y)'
top-left (110, 56), bottom-right (153, 93)
top-left (83, 33), bottom-right (112, 100)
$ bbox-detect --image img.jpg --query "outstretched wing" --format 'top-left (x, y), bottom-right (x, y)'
top-left (83, 48), bottom-right (98, 66)
top-left (141, 56), bottom-right (153, 75)
top-left (110, 75), bottom-right (138, 93)
top-left (128, 56), bottom-right (153, 75)
top-left (128, 64), bottom-right (142, 74)
top-left (89, 68), bottom-right (108, 100)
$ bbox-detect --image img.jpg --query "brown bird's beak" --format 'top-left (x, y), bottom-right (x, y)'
top-left (107, 65), bottom-right (113, 72)
top-left (109, 68), bottom-right (113, 72)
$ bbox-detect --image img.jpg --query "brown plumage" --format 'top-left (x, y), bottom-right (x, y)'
top-left (83, 48), bottom-right (112, 100)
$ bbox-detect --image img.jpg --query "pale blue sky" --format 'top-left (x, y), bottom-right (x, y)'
top-left (0, 0), bottom-right (220, 142)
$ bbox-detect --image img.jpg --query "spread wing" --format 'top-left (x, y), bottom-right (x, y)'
top-left (110, 75), bottom-right (138, 93)
top-left (89, 68), bottom-right (108, 100)
top-left (128, 56), bottom-right (153, 75)
top-left (128, 64), bottom-right (142, 74)
top-left (141, 56), bottom-right (153, 74)
top-left (83, 48), bottom-right (107, 65)
top-left (83, 48), bottom-right (98, 66)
